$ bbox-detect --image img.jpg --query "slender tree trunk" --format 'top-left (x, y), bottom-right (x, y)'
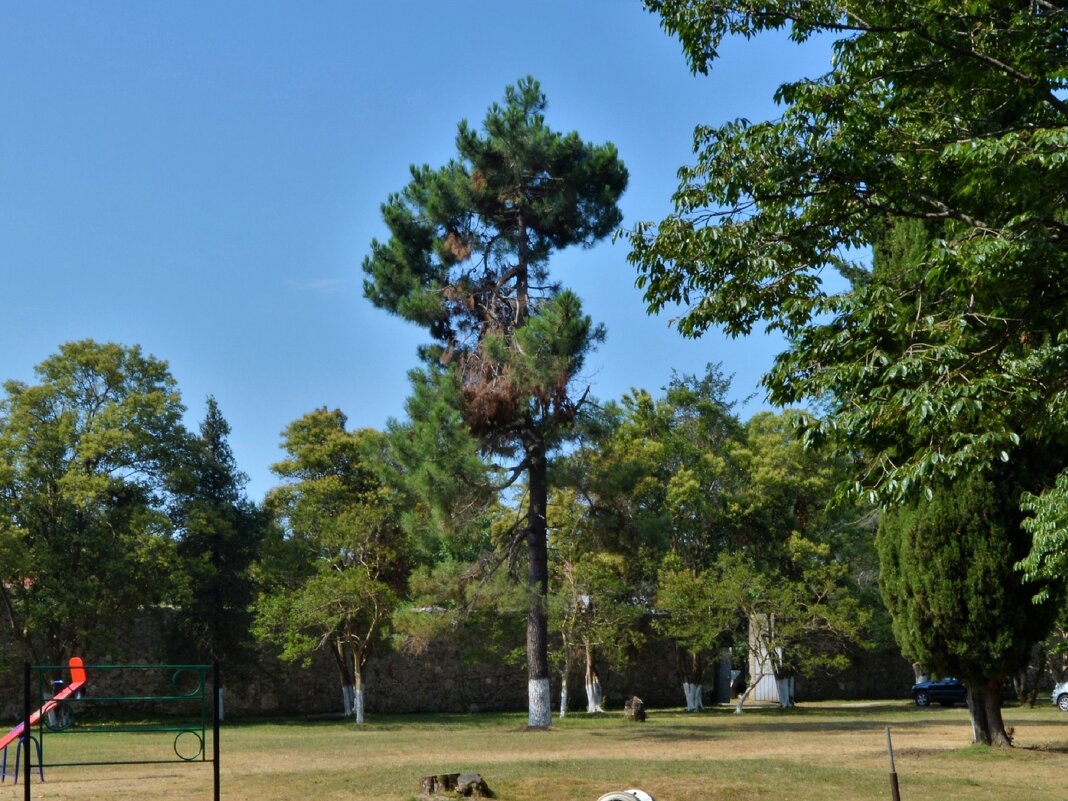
top-left (353, 658), bottom-right (365, 725)
top-left (559, 649), bottom-right (573, 718)
top-left (330, 638), bottom-right (355, 717)
top-left (734, 674), bottom-right (764, 714)
top-left (526, 436), bottom-right (552, 728)
top-left (967, 682), bottom-right (1012, 747)
top-left (516, 211), bottom-right (528, 325)
top-left (584, 641), bottom-right (603, 713)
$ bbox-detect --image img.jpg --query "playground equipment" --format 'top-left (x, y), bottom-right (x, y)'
top-left (3, 660), bottom-right (220, 801)
top-left (0, 657), bottom-right (86, 782)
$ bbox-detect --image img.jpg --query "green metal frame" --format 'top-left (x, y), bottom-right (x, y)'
top-left (28, 662), bottom-right (217, 774)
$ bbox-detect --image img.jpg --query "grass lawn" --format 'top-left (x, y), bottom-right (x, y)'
top-left (2, 701), bottom-right (1067, 801)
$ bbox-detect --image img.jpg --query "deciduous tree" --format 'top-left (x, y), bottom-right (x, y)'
top-left (560, 365), bottom-right (745, 709)
top-left (631, 0), bottom-right (1068, 502)
top-left (630, 0), bottom-right (1068, 742)
top-left (547, 489), bottom-right (644, 716)
top-left (0, 340), bottom-right (188, 663)
top-left (254, 410), bottom-right (415, 723)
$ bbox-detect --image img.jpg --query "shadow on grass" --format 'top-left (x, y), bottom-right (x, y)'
top-left (221, 711), bottom-right (531, 729)
top-left (218, 702), bottom-right (1068, 739)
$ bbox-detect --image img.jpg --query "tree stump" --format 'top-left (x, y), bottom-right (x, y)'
top-left (421, 774), bottom-right (459, 796)
top-left (457, 773), bottom-right (493, 797)
top-left (624, 696), bottom-right (646, 722)
top-left (419, 772), bottom-right (493, 798)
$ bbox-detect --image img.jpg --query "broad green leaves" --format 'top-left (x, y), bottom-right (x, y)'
top-left (254, 410), bottom-right (416, 690)
top-left (0, 340), bottom-right (190, 662)
top-left (632, 1), bottom-right (1068, 533)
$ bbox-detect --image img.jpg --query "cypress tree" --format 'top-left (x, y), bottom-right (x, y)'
top-left (878, 472), bottom-right (1058, 745)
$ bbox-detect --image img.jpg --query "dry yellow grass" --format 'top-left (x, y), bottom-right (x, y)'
top-left (2, 701), bottom-right (1067, 801)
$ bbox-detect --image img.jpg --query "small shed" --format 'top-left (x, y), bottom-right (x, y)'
top-left (747, 615), bottom-right (794, 705)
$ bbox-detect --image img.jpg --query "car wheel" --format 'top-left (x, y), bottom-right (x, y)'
top-left (1057, 694), bottom-right (1068, 712)
top-left (915, 690), bottom-right (930, 707)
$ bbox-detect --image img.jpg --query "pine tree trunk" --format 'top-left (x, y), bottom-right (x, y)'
top-left (526, 437), bottom-right (552, 729)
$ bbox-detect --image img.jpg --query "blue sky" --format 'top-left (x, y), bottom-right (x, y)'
top-left (1, 2), bottom-right (833, 501)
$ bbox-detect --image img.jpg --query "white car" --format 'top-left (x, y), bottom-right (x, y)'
top-left (1052, 681), bottom-right (1068, 711)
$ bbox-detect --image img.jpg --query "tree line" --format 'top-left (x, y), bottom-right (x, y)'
top-left (3, 0), bottom-right (1067, 749)
top-left (0, 339), bottom-right (877, 723)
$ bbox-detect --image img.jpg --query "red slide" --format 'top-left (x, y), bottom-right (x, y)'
top-left (0, 658), bottom-right (86, 751)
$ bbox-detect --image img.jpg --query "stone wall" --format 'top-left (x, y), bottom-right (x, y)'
top-left (0, 609), bottom-right (912, 721)
top-left (795, 648), bottom-right (915, 702)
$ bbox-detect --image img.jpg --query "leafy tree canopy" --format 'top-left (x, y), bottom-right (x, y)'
top-left (0, 340), bottom-right (189, 662)
top-left (631, 1), bottom-right (1068, 513)
top-left (254, 409), bottom-right (419, 721)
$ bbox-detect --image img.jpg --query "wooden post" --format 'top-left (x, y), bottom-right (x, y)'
top-left (886, 727), bottom-right (901, 801)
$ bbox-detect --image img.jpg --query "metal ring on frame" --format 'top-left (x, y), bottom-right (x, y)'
top-left (171, 667), bottom-right (205, 698)
top-left (173, 729), bottom-right (204, 761)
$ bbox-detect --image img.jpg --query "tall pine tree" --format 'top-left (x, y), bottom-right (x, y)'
top-left (363, 78), bottom-right (627, 727)
top-left (170, 396), bottom-right (266, 681)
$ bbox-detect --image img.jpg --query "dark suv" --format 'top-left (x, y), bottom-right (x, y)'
top-left (912, 677), bottom-right (968, 707)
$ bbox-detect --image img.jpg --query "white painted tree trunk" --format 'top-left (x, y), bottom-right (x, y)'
top-left (529, 678), bottom-right (552, 728)
top-left (682, 682), bottom-right (704, 711)
top-left (583, 643), bottom-right (603, 713)
top-left (775, 676), bottom-right (795, 709)
top-left (354, 686), bottom-right (365, 724)
top-left (734, 674), bottom-right (764, 714)
top-left (559, 679), bottom-right (569, 719)
top-left (342, 684), bottom-right (355, 717)
top-left (353, 663), bottom-right (365, 724)
top-left (585, 676), bottom-right (603, 713)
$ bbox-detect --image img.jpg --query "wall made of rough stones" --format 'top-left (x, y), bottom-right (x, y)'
top-left (795, 648), bottom-right (914, 702)
top-left (0, 609), bottom-right (911, 721)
